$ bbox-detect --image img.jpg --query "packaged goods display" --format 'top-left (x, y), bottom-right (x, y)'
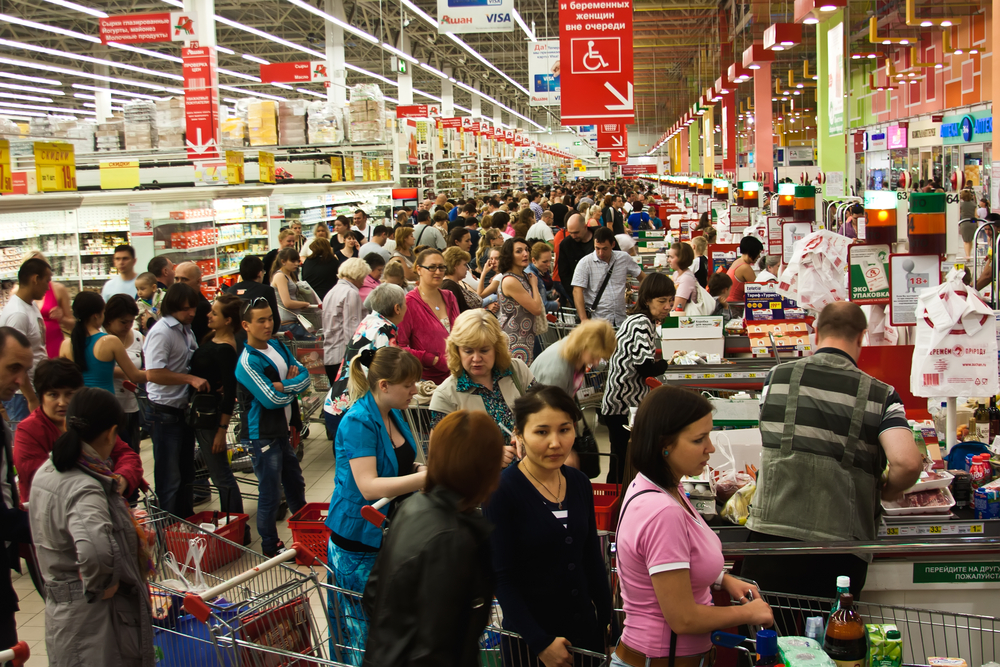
top-left (239, 98), bottom-right (279, 147)
top-left (96, 117), bottom-right (123, 152)
top-left (346, 84), bottom-right (386, 143)
top-left (123, 99), bottom-right (156, 150)
top-left (306, 101), bottom-right (344, 144)
top-left (278, 99), bottom-right (307, 146)
top-left (28, 115), bottom-right (95, 153)
top-left (155, 97), bottom-right (185, 149)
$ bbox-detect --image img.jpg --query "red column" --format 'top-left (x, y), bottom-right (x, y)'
top-left (753, 62), bottom-right (773, 189)
top-left (722, 92), bottom-right (736, 173)
top-left (680, 127), bottom-right (690, 172)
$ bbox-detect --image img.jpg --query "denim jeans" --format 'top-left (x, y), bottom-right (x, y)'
top-left (278, 321), bottom-right (316, 341)
top-left (118, 410), bottom-right (143, 455)
top-left (246, 436), bottom-right (306, 553)
top-left (195, 428), bottom-right (244, 515)
top-left (2, 393), bottom-right (29, 432)
top-left (148, 403), bottom-right (196, 519)
top-left (326, 538), bottom-right (377, 666)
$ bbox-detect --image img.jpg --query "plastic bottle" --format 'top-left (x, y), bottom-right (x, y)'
top-left (975, 402), bottom-right (991, 442)
top-left (755, 629), bottom-right (782, 666)
top-left (804, 616), bottom-right (825, 643)
top-left (826, 575), bottom-right (851, 634)
top-left (823, 593), bottom-right (867, 667)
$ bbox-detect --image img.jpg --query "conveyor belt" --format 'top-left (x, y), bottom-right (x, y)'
top-left (659, 358), bottom-right (777, 389)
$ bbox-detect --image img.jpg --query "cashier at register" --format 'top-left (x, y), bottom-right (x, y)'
top-left (741, 301), bottom-right (923, 600)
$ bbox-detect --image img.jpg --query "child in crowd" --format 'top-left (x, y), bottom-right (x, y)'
top-left (382, 260), bottom-right (408, 290)
top-left (134, 272), bottom-right (162, 333)
top-left (708, 272), bottom-right (734, 325)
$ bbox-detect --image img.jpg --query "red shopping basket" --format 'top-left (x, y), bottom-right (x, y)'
top-left (593, 483), bottom-right (620, 531)
top-left (287, 503), bottom-right (332, 565)
top-left (164, 512), bottom-right (249, 572)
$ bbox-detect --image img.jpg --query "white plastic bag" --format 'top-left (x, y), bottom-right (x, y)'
top-left (776, 230), bottom-right (850, 311)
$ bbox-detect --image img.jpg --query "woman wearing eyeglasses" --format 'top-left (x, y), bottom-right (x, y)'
top-left (397, 248), bottom-right (460, 384)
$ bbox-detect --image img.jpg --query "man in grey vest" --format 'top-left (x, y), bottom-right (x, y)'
top-left (741, 302), bottom-right (923, 600)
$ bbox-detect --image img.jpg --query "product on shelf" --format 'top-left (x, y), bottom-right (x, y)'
top-left (239, 99), bottom-right (278, 147)
top-left (278, 100), bottom-right (307, 146)
top-left (306, 100), bottom-right (344, 145)
top-left (220, 115), bottom-right (247, 148)
top-left (28, 115), bottom-right (95, 154)
top-left (96, 118), bottom-right (123, 152)
top-left (170, 208), bottom-right (215, 221)
top-left (155, 97), bottom-right (185, 149)
top-left (346, 84), bottom-right (386, 143)
top-left (123, 100), bottom-right (156, 150)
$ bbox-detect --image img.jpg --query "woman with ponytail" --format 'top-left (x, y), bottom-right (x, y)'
top-left (59, 290), bottom-right (145, 394)
top-left (324, 345), bottom-right (426, 665)
top-left (28, 387), bottom-right (156, 667)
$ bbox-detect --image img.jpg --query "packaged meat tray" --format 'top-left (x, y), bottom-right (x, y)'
top-left (882, 487), bottom-right (956, 516)
top-left (904, 469), bottom-right (955, 494)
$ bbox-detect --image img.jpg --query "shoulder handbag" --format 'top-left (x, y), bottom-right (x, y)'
top-left (683, 282), bottom-right (717, 317)
top-left (586, 257), bottom-right (617, 318)
top-left (414, 224), bottom-right (428, 247)
top-left (573, 418), bottom-right (601, 479)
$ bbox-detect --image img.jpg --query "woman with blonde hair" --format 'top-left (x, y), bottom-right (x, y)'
top-left (429, 309), bottom-right (534, 465)
top-left (530, 319), bottom-right (616, 398)
top-left (325, 345), bottom-right (426, 664)
top-left (691, 235), bottom-right (709, 288)
top-left (475, 228), bottom-right (503, 274)
top-left (391, 226), bottom-right (419, 282)
top-left (300, 221), bottom-right (331, 259)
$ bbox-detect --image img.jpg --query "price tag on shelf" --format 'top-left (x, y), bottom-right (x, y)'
top-left (879, 522), bottom-right (985, 537)
top-left (0, 140), bottom-right (10, 193)
top-left (33, 141), bottom-right (76, 192)
top-left (99, 160), bottom-right (140, 190)
top-left (225, 151), bottom-right (245, 185)
top-left (258, 151), bottom-right (275, 184)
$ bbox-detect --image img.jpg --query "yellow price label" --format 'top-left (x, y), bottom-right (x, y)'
top-left (886, 527), bottom-right (900, 536)
top-left (34, 141), bottom-right (75, 192)
top-left (330, 156), bottom-right (343, 182)
top-left (703, 373), bottom-right (715, 378)
top-left (99, 160), bottom-right (140, 190)
top-left (683, 374), bottom-right (693, 379)
top-left (258, 151), bottom-right (275, 184)
top-left (0, 139), bottom-right (10, 193)
top-left (225, 151), bottom-right (245, 185)
top-left (769, 301), bottom-right (782, 309)
top-left (724, 372), bottom-right (733, 378)
top-left (969, 524), bottom-right (983, 533)
top-left (928, 525), bottom-right (942, 534)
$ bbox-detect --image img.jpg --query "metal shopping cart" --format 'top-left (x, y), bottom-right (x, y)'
top-left (0, 642), bottom-right (29, 667)
top-left (536, 306), bottom-right (581, 352)
top-left (402, 401), bottom-right (434, 462)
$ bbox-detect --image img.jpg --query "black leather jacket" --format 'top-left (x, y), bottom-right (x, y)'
top-left (363, 486), bottom-right (495, 667)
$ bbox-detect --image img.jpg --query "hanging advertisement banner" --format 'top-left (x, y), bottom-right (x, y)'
top-left (33, 142), bottom-right (75, 192)
top-left (597, 123), bottom-right (627, 152)
top-left (99, 12), bottom-right (194, 44)
top-left (827, 21), bottom-right (845, 136)
top-left (0, 140), bottom-right (10, 194)
top-left (396, 105), bottom-right (429, 119)
top-left (621, 164), bottom-right (656, 175)
top-left (183, 46), bottom-right (221, 160)
top-left (848, 244), bottom-right (891, 305)
top-left (259, 151), bottom-right (275, 184)
top-left (259, 62), bottom-right (329, 84)
top-left (437, 0), bottom-right (514, 34)
top-left (558, 0), bottom-right (634, 125)
top-left (529, 40), bottom-right (561, 107)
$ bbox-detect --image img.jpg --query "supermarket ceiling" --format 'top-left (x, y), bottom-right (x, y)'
top-left (0, 0), bottom-right (985, 132)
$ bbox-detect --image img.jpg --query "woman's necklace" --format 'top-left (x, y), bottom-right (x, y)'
top-left (419, 288), bottom-right (441, 311)
top-left (522, 463), bottom-right (563, 509)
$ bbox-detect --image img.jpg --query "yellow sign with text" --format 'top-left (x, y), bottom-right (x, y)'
top-left (34, 142), bottom-right (76, 192)
top-left (225, 151), bottom-right (245, 185)
top-left (0, 140), bottom-right (10, 193)
top-left (259, 151), bottom-right (275, 184)
top-left (331, 156), bottom-right (343, 182)
top-left (99, 161), bottom-right (140, 190)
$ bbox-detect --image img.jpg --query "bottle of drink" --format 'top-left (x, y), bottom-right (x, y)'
top-left (755, 630), bottom-right (782, 666)
top-left (975, 401), bottom-right (991, 442)
top-left (989, 397), bottom-right (999, 444)
top-left (830, 576), bottom-right (850, 615)
top-left (823, 593), bottom-right (867, 667)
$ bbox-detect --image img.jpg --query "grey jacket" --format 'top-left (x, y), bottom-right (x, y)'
top-left (528, 338), bottom-right (576, 397)
top-left (29, 452), bottom-right (155, 667)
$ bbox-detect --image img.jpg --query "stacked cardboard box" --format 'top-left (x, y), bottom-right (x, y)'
top-left (123, 100), bottom-right (156, 150)
top-left (28, 116), bottom-right (96, 153)
top-left (220, 114), bottom-right (246, 148)
top-left (155, 97), bottom-right (185, 149)
top-left (96, 117), bottom-right (123, 152)
top-left (278, 100), bottom-right (307, 146)
top-left (306, 101), bottom-right (343, 144)
top-left (245, 99), bottom-right (278, 146)
top-left (346, 84), bottom-right (386, 143)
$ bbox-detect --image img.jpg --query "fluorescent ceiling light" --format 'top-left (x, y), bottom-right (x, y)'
top-left (83, 103), bottom-right (124, 110)
top-left (284, 0), bottom-right (379, 45)
top-left (218, 85), bottom-right (286, 101)
top-left (0, 109), bottom-right (46, 117)
top-left (445, 33), bottom-right (530, 97)
top-left (272, 83), bottom-right (294, 90)
top-left (414, 89), bottom-right (443, 102)
top-left (512, 9), bottom-right (537, 42)
top-left (0, 82), bottom-right (63, 96)
top-left (217, 46), bottom-right (236, 55)
top-left (0, 91), bottom-right (53, 103)
top-left (399, 0), bottom-right (438, 28)
top-left (72, 84), bottom-right (163, 100)
top-left (295, 88), bottom-right (327, 98)
top-left (346, 64), bottom-right (398, 87)
top-left (0, 101), bottom-right (95, 114)
top-left (39, 0), bottom-right (107, 18)
top-left (455, 104), bottom-right (473, 114)
top-left (382, 43), bottom-right (418, 65)
top-left (108, 42), bottom-right (183, 63)
top-left (0, 13), bottom-right (101, 43)
top-left (0, 71), bottom-right (61, 86)
top-left (219, 68), bottom-right (262, 82)
top-left (419, 63), bottom-right (448, 79)
top-left (0, 39), bottom-right (185, 82)
top-left (242, 54), bottom-right (271, 65)
top-left (385, 95), bottom-right (400, 103)
top-left (214, 16), bottom-right (325, 60)
top-left (0, 56), bottom-right (183, 93)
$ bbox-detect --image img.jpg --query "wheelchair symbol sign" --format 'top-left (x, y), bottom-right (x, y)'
top-left (570, 37), bottom-right (620, 75)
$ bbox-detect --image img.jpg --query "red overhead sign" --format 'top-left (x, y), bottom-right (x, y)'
top-left (597, 123), bottom-right (627, 151)
top-left (558, 0), bottom-right (634, 125)
top-left (183, 46), bottom-right (220, 160)
top-left (622, 164), bottom-right (657, 175)
top-left (99, 12), bottom-right (194, 44)
top-left (438, 117), bottom-right (463, 129)
top-left (259, 61), bottom-right (329, 83)
top-left (610, 148), bottom-right (628, 164)
top-left (396, 105), bottom-right (429, 119)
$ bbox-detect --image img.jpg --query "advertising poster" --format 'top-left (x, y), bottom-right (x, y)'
top-left (437, 0), bottom-right (514, 34)
top-left (529, 40), bottom-right (560, 107)
top-left (767, 216), bottom-right (783, 256)
top-left (889, 254), bottom-right (942, 326)
top-left (848, 244), bottom-right (890, 305)
top-left (827, 21), bottom-right (844, 136)
top-left (744, 283), bottom-right (806, 321)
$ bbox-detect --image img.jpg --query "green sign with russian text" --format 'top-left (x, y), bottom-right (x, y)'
top-left (913, 562), bottom-right (1000, 584)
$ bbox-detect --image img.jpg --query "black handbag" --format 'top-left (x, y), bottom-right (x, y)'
top-left (188, 392), bottom-right (221, 430)
top-left (574, 422), bottom-right (601, 479)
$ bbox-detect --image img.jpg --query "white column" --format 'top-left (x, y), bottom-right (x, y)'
top-left (325, 0), bottom-right (347, 106)
top-left (471, 80), bottom-right (482, 118)
top-left (397, 32), bottom-right (413, 104)
top-left (184, 0), bottom-right (216, 46)
top-left (442, 66), bottom-right (454, 117)
top-left (94, 62), bottom-right (112, 123)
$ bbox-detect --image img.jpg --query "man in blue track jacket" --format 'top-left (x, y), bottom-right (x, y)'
top-left (236, 297), bottom-right (310, 557)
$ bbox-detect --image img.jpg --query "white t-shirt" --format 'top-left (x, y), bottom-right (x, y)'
top-left (0, 296), bottom-right (45, 383)
top-left (260, 343), bottom-right (292, 424)
top-left (353, 223), bottom-right (375, 243)
top-left (359, 241), bottom-right (391, 262)
top-left (101, 275), bottom-right (137, 300)
top-left (526, 220), bottom-right (555, 243)
top-left (113, 330), bottom-right (143, 413)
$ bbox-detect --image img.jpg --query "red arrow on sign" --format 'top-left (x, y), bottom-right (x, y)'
top-left (610, 148), bottom-right (628, 164)
top-left (597, 124), bottom-right (627, 152)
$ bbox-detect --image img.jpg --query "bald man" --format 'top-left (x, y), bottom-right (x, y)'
top-left (556, 213), bottom-right (595, 297)
top-left (430, 193), bottom-right (448, 216)
top-left (173, 261), bottom-right (212, 342)
top-left (742, 301), bottom-right (923, 603)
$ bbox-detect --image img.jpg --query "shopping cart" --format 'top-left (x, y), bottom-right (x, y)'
top-left (402, 401), bottom-right (435, 462)
top-left (0, 642), bottom-right (29, 667)
top-left (536, 306), bottom-right (580, 351)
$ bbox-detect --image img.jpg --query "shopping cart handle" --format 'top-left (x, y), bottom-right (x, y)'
top-left (182, 541), bottom-right (315, 623)
top-left (361, 496), bottom-right (393, 527)
top-left (0, 641), bottom-right (30, 667)
top-left (711, 631), bottom-right (749, 649)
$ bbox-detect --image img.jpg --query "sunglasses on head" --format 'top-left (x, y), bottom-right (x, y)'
top-left (242, 296), bottom-right (269, 316)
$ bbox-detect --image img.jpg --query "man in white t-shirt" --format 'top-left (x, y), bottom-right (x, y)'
top-left (352, 209), bottom-right (375, 243)
top-left (526, 211), bottom-right (555, 244)
top-left (0, 258), bottom-right (52, 418)
top-left (101, 244), bottom-right (139, 300)
top-left (359, 225), bottom-right (393, 263)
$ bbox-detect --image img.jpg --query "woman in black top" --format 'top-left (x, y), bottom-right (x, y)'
top-left (189, 293), bottom-right (245, 518)
top-left (302, 237), bottom-right (341, 300)
top-left (484, 385), bottom-right (612, 667)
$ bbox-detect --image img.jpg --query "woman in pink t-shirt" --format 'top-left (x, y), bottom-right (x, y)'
top-left (613, 387), bottom-right (773, 666)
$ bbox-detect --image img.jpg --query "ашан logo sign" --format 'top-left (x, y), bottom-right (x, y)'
top-left (441, 15), bottom-right (473, 23)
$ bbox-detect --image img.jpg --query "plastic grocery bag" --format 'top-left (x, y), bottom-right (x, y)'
top-left (711, 434), bottom-right (753, 505)
top-left (911, 269), bottom-right (998, 397)
top-left (720, 480), bottom-right (756, 525)
top-left (152, 537), bottom-right (209, 628)
top-left (776, 230), bottom-right (850, 311)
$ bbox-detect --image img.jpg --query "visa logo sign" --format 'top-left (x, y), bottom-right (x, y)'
top-left (487, 13), bottom-right (511, 22)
